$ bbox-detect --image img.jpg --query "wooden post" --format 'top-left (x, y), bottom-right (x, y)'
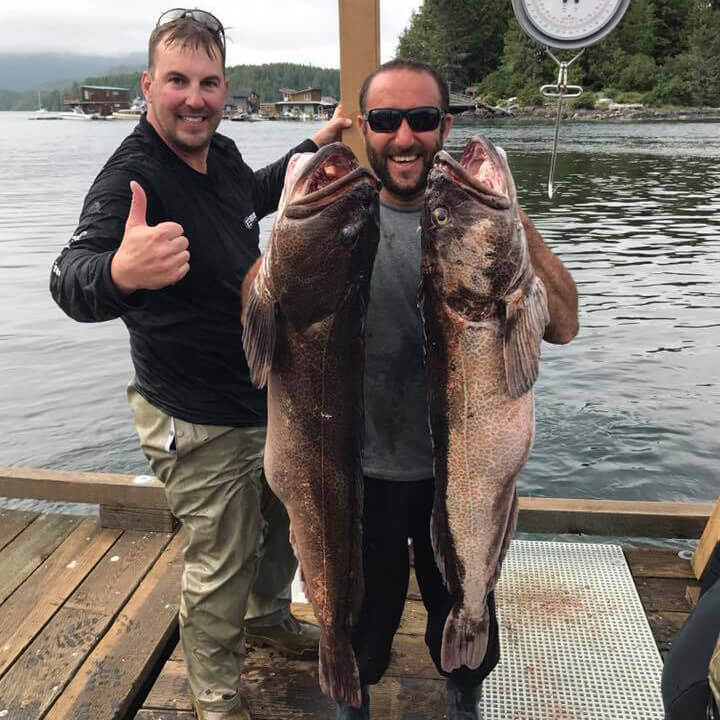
top-left (692, 496), bottom-right (720, 579)
top-left (338, 0), bottom-right (380, 166)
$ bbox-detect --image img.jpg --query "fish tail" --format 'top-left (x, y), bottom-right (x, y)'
top-left (318, 634), bottom-right (362, 707)
top-left (441, 603), bottom-right (489, 673)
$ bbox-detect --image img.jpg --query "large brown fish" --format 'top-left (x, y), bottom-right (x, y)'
top-left (242, 142), bottom-right (379, 707)
top-left (420, 136), bottom-right (549, 672)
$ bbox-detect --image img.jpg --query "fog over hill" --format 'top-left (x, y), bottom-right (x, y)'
top-left (0, 52), bottom-right (146, 91)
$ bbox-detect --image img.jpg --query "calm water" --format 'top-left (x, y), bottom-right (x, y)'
top-left (0, 112), bottom-right (718, 506)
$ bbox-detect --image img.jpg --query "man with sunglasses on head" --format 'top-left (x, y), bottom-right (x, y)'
top-left (333, 59), bottom-right (578, 720)
top-left (50, 9), bottom-right (350, 720)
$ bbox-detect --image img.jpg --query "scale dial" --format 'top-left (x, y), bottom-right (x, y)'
top-left (512, 0), bottom-right (630, 49)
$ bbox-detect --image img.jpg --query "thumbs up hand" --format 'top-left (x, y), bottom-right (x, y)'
top-left (110, 181), bottom-right (190, 295)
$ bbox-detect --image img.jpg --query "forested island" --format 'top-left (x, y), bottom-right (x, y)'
top-left (2, 0), bottom-right (718, 114)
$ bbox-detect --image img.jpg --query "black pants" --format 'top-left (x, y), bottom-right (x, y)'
top-left (351, 477), bottom-right (500, 687)
top-left (661, 546), bottom-right (720, 720)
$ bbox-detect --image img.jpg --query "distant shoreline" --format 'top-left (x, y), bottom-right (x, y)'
top-left (455, 105), bottom-right (720, 123)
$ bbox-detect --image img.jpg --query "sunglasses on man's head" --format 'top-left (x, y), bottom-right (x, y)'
top-left (156, 8), bottom-right (225, 46)
top-left (364, 106), bottom-right (444, 134)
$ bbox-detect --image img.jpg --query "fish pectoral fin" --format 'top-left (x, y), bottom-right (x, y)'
top-left (241, 276), bottom-right (277, 388)
top-left (503, 275), bottom-right (549, 398)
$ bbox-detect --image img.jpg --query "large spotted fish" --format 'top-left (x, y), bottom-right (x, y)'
top-left (421, 136), bottom-right (549, 672)
top-left (242, 142), bottom-right (379, 706)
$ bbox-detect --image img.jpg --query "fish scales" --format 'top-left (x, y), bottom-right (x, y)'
top-left (242, 142), bottom-right (379, 708)
top-left (421, 136), bottom-right (548, 673)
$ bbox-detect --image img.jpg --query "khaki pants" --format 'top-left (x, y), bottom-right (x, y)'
top-left (128, 386), bottom-right (296, 710)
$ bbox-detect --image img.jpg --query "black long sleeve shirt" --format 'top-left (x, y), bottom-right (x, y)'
top-left (50, 115), bottom-right (316, 426)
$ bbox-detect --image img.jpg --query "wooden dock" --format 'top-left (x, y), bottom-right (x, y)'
top-left (0, 467), bottom-right (715, 719)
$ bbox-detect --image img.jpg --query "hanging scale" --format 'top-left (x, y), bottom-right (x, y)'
top-left (510, 0), bottom-right (631, 198)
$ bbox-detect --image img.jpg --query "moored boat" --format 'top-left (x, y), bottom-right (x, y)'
top-left (112, 97), bottom-right (146, 120)
top-left (28, 105), bottom-right (99, 121)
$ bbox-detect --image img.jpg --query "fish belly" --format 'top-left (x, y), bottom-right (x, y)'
top-left (264, 311), bottom-right (365, 706)
top-left (426, 302), bottom-right (534, 672)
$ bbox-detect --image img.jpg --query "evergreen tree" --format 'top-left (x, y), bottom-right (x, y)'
top-left (397, 0), bottom-right (512, 89)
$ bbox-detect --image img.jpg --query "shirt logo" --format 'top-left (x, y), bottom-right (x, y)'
top-left (244, 212), bottom-right (257, 230)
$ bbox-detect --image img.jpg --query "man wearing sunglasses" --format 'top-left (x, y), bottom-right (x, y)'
top-left (50, 9), bottom-right (350, 720)
top-left (333, 59), bottom-right (579, 720)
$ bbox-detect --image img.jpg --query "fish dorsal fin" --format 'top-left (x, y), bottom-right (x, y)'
top-left (241, 256), bottom-right (276, 388)
top-left (503, 274), bottom-right (549, 398)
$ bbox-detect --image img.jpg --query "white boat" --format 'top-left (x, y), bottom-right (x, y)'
top-left (112, 98), bottom-right (146, 120)
top-left (29, 108), bottom-right (63, 121)
top-left (61, 106), bottom-right (99, 120)
top-left (29, 106), bottom-right (98, 121)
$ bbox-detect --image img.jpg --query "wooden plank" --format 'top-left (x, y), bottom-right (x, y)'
top-left (646, 610), bottom-right (688, 655)
top-left (692, 497), bottom-right (720, 579)
top-left (44, 531), bottom-right (184, 720)
top-left (633, 576), bottom-right (700, 613)
top-left (0, 509), bottom-right (38, 551)
top-left (100, 504), bottom-right (177, 533)
top-left (144, 651), bottom-right (445, 719)
top-left (0, 466), bottom-right (167, 509)
top-left (0, 529), bottom-right (173, 719)
top-left (291, 598), bottom-right (427, 638)
top-left (407, 573), bottom-right (421, 601)
top-left (517, 497), bottom-right (714, 539)
top-left (0, 517), bottom-right (121, 678)
top-left (0, 513), bottom-right (80, 606)
top-left (339, 0), bottom-right (380, 166)
top-left (625, 548), bottom-right (695, 579)
top-left (135, 712), bottom-right (195, 719)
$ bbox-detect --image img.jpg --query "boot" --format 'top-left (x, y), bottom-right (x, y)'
top-left (245, 614), bottom-right (320, 660)
top-left (190, 688), bottom-right (251, 720)
top-left (446, 678), bottom-right (483, 720)
top-left (335, 684), bottom-right (370, 719)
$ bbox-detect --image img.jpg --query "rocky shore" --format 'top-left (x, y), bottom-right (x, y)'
top-left (454, 102), bottom-right (720, 123)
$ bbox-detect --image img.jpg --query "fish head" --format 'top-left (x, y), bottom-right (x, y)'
top-left (422, 135), bottom-right (527, 314)
top-left (268, 142), bottom-right (380, 322)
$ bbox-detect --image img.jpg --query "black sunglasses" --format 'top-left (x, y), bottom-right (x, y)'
top-left (156, 8), bottom-right (225, 46)
top-left (364, 106), bottom-right (444, 133)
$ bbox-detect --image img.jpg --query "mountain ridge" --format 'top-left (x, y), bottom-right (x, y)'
top-left (0, 52), bottom-right (147, 91)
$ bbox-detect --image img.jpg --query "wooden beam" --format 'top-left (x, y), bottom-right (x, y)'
top-left (99, 504), bottom-right (177, 533)
top-left (691, 496), bottom-right (720, 579)
top-left (517, 496), bottom-right (714, 539)
top-left (0, 465), bottom-right (166, 509)
top-left (338, 0), bottom-right (380, 165)
top-left (0, 466), bottom-right (712, 538)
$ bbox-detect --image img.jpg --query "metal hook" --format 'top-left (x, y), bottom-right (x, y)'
top-left (540, 48), bottom-right (585, 199)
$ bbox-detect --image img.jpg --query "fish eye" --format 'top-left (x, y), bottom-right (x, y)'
top-left (432, 207), bottom-right (450, 226)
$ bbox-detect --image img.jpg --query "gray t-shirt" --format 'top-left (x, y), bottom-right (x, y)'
top-left (362, 202), bottom-right (434, 481)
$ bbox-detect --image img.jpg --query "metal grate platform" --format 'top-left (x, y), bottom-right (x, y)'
top-left (484, 540), bottom-right (664, 720)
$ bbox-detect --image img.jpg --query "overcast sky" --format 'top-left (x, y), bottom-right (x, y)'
top-left (2, 1), bottom-right (423, 67)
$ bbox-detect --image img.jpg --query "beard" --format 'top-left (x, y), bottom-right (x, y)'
top-left (365, 136), bottom-right (443, 199)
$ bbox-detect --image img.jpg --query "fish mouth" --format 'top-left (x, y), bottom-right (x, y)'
top-left (286, 142), bottom-right (379, 217)
top-left (432, 136), bottom-right (513, 210)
